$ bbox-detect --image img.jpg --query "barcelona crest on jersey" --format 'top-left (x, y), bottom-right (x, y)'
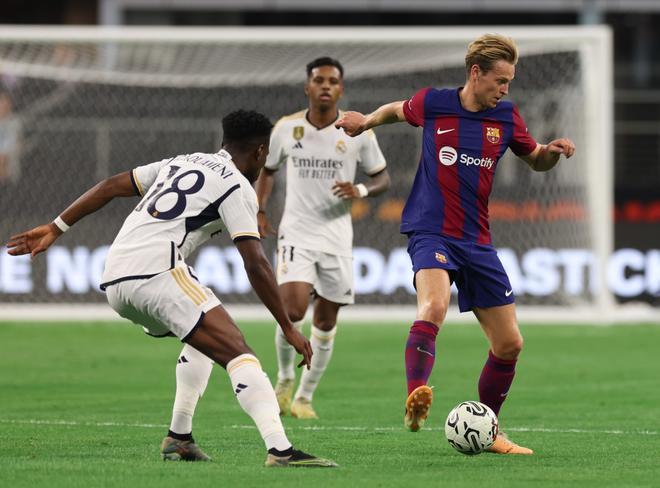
top-left (486, 127), bottom-right (500, 144)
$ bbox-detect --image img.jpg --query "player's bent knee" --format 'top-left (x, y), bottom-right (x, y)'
top-left (313, 318), bottom-right (336, 331)
top-left (185, 308), bottom-right (254, 367)
top-left (417, 299), bottom-right (449, 325)
top-left (493, 335), bottom-right (523, 360)
top-left (287, 307), bottom-right (307, 323)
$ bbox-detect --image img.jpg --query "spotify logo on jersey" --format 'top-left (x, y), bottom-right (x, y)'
top-left (438, 146), bottom-right (457, 166)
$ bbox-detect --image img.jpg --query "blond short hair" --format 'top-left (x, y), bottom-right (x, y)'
top-left (465, 34), bottom-right (518, 75)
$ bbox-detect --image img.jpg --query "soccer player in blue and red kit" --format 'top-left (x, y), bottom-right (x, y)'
top-left (336, 34), bottom-right (575, 454)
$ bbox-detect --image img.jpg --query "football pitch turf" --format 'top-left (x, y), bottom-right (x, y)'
top-left (1, 320), bottom-right (658, 487)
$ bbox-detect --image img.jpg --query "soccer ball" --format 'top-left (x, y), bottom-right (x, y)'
top-left (444, 401), bottom-right (499, 455)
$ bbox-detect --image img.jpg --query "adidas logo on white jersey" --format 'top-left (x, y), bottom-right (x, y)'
top-left (292, 141), bottom-right (304, 149)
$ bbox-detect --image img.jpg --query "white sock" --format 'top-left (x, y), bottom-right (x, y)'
top-left (227, 353), bottom-right (291, 451)
top-left (295, 325), bottom-right (336, 402)
top-left (275, 319), bottom-right (304, 381)
top-left (169, 344), bottom-right (214, 435)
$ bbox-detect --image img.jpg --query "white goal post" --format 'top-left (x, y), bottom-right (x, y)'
top-left (0, 25), bottom-right (637, 323)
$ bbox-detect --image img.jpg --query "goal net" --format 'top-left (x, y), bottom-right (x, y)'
top-left (0, 26), bottom-right (616, 321)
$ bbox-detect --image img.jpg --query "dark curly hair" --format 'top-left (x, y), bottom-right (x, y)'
top-left (221, 110), bottom-right (273, 148)
top-left (306, 56), bottom-right (344, 78)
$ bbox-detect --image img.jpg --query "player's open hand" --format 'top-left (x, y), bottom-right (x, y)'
top-left (6, 223), bottom-right (62, 259)
top-left (546, 138), bottom-right (576, 158)
top-left (257, 211), bottom-right (275, 238)
top-left (332, 180), bottom-right (359, 199)
top-left (335, 111), bottom-right (367, 137)
top-left (282, 325), bottom-right (313, 369)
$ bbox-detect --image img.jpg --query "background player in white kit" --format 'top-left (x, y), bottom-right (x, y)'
top-left (6, 110), bottom-right (337, 468)
top-left (255, 57), bottom-right (391, 419)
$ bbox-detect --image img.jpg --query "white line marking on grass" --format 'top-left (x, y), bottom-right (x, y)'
top-left (0, 419), bottom-right (168, 429)
top-left (233, 425), bottom-right (659, 436)
top-left (508, 426), bottom-right (659, 436)
top-left (255, 425), bottom-right (659, 436)
top-left (1, 419), bottom-right (657, 436)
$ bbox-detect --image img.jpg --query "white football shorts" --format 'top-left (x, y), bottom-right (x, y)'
top-left (105, 262), bottom-right (221, 340)
top-left (276, 244), bottom-right (354, 305)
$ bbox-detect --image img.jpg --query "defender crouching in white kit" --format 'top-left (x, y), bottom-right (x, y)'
top-left (6, 110), bottom-right (337, 468)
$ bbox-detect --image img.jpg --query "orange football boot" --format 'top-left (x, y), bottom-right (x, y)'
top-left (487, 432), bottom-right (534, 455)
top-left (404, 385), bottom-right (433, 432)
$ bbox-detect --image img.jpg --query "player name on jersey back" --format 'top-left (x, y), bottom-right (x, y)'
top-left (184, 153), bottom-right (236, 179)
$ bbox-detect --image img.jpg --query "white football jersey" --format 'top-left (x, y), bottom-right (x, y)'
top-left (266, 110), bottom-right (386, 256)
top-left (100, 149), bottom-right (259, 288)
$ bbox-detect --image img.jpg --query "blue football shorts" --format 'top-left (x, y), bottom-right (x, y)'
top-left (406, 232), bottom-right (514, 312)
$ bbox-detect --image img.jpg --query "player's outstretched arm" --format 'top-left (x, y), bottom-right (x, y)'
top-left (521, 138), bottom-right (576, 172)
top-left (6, 171), bottom-right (137, 258)
top-left (336, 101), bottom-right (406, 137)
top-left (235, 238), bottom-right (313, 368)
top-left (254, 167), bottom-right (277, 237)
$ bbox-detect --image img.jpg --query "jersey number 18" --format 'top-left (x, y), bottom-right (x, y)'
top-left (135, 165), bottom-right (206, 220)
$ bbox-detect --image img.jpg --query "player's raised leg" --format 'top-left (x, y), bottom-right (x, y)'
top-left (473, 304), bottom-right (532, 455)
top-left (185, 304), bottom-right (337, 467)
top-left (404, 268), bottom-right (450, 431)
top-left (161, 344), bottom-right (214, 461)
top-left (274, 281), bottom-right (311, 415)
top-left (291, 296), bottom-right (340, 419)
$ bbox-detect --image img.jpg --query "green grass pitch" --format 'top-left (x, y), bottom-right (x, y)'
top-left (1, 320), bottom-right (658, 487)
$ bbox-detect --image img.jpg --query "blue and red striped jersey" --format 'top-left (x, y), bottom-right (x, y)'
top-left (401, 87), bottom-right (537, 245)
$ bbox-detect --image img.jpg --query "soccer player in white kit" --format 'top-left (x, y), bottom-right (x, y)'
top-left (6, 110), bottom-right (337, 467)
top-left (256, 57), bottom-right (391, 419)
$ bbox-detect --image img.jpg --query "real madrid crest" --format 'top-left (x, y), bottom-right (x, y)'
top-left (293, 126), bottom-right (304, 141)
top-left (335, 140), bottom-right (347, 154)
top-left (486, 127), bottom-right (500, 144)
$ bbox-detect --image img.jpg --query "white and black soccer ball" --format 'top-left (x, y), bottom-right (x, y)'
top-left (444, 401), bottom-right (499, 455)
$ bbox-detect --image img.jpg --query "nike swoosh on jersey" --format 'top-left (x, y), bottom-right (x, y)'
top-left (437, 128), bottom-right (455, 135)
top-left (505, 289), bottom-right (513, 296)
